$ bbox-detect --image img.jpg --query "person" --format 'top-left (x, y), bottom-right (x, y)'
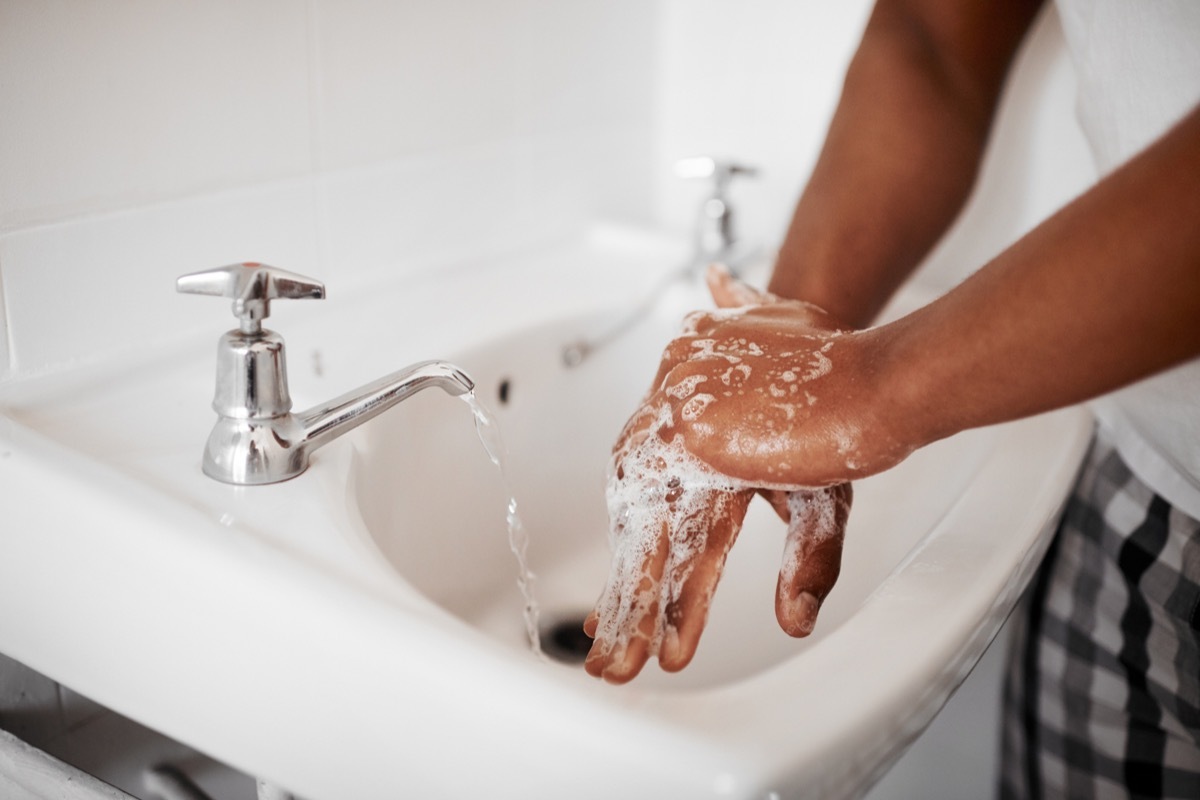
top-left (583, 0), bottom-right (1200, 796)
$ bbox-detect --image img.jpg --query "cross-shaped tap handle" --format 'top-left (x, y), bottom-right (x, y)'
top-left (177, 262), bottom-right (326, 334)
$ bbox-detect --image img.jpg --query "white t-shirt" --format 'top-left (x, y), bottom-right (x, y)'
top-left (1053, 0), bottom-right (1200, 519)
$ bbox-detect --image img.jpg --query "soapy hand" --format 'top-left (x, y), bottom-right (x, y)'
top-left (584, 265), bottom-right (903, 683)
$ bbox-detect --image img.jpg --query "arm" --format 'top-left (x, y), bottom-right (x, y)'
top-left (770, 0), bottom-right (1044, 326)
top-left (885, 103), bottom-right (1200, 450)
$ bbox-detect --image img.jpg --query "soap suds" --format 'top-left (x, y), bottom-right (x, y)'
top-left (779, 489), bottom-right (843, 587)
top-left (680, 393), bottom-right (716, 421)
top-left (599, 404), bottom-right (744, 654)
top-left (665, 374), bottom-right (708, 400)
top-left (799, 342), bottom-right (834, 382)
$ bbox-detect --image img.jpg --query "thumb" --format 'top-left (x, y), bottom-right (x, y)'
top-left (775, 484), bottom-right (851, 637)
top-left (705, 263), bottom-right (776, 309)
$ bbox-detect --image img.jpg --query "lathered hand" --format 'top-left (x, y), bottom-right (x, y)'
top-left (585, 265), bottom-right (901, 684)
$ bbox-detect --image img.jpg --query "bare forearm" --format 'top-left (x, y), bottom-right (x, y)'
top-left (769, 0), bottom-right (1043, 327)
top-left (882, 105), bottom-right (1200, 447)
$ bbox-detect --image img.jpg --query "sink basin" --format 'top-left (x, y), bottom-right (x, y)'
top-left (357, 308), bottom-right (997, 691)
top-left (0, 227), bottom-right (1093, 799)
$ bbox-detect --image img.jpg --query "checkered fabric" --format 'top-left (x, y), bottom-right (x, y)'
top-left (1000, 430), bottom-right (1200, 799)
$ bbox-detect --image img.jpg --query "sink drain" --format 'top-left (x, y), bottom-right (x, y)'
top-left (539, 612), bottom-right (593, 665)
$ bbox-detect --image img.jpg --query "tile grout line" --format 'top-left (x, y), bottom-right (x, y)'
top-left (305, 0), bottom-right (330, 272)
top-left (0, 239), bottom-right (17, 375)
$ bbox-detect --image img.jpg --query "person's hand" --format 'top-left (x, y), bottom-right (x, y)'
top-left (584, 266), bottom-right (904, 683)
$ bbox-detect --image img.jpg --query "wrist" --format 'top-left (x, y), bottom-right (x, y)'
top-left (768, 257), bottom-right (892, 331)
top-left (854, 320), bottom-right (949, 464)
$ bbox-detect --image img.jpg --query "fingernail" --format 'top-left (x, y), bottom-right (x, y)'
top-left (784, 592), bottom-right (820, 637)
top-left (659, 626), bottom-right (681, 669)
top-left (584, 640), bottom-right (608, 677)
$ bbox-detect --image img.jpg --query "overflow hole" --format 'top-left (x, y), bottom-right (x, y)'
top-left (497, 378), bottom-right (512, 406)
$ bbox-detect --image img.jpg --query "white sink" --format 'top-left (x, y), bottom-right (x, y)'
top-left (0, 227), bottom-right (1092, 799)
top-left (359, 308), bottom-right (997, 689)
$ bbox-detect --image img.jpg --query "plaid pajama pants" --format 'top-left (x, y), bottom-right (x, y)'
top-left (1000, 430), bottom-right (1200, 799)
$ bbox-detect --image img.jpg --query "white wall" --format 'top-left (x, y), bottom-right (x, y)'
top-left (0, 0), bottom-right (659, 378)
top-left (0, 1), bottom-right (1098, 381)
top-left (655, 0), bottom-right (873, 250)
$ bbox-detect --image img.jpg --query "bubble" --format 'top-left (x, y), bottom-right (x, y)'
top-left (681, 393), bottom-right (716, 421)
top-left (665, 374), bottom-right (709, 400)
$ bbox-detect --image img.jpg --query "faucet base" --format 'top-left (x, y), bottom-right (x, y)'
top-left (202, 416), bottom-right (308, 485)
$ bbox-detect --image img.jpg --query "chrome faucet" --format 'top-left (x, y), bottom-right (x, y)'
top-left (674, 155), bottom-right (759, 268)
top-left (561, 156), bottom-right (761, 367)
top-left (177, 262), bottom-right (474, 485)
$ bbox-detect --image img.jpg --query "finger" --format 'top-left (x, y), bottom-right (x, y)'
top-left (610, 402), bottom-right (659, 466)
top-left (775, 484), bottom-right (852, 638)
top-left (584, 504), bottom-right (638, 675)
top-left (594, 525), bottom-right (668, 683)
top-left (584, 549), bottom-right (624, 675)
top-left (585, 514), bottom-right (671, 684)
top-left (706, 263), bottom-right (775, 309)
top-left (658, 488), bottom-right (753, 671)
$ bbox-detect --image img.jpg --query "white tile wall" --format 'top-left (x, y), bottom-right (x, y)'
top-left (0, 0), bottom-right (312, 232)
top-left (0, 0), bottom-right (1092, 380)
top-left (311, 0), bottom-right (529, 171)
top-left (655, 0), bottom-right (874, 249)
top-left (527, 124), bottom-right (657, 231)
top-left (0, 0), bottom-right (662, 378)
top-left (0, 269), bottom-right (11, 379)
top-left (519, 2), bottom-right (660, 136)
top-left (310, 1), bottom-right (658, 169)
top-left (1, 180), bottom-right (319, 373)
top-left (317, 141), bottom-right (533, 282)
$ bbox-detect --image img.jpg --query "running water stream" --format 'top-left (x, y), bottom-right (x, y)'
top-left (460, 391), bottom-right (544, 658)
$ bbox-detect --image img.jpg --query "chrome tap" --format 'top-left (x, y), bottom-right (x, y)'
top-left (674, 155), bottom-right (759, 268)
top-left (177, 262), bottom-right (474, 485)
top-left (561, 156), bottom-right (761, 367)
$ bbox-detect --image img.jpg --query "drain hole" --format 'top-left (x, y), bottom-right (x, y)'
top-left (539, 612), bottom-right (593, 665)
top-left (497, 378), bottom-right (512, 405)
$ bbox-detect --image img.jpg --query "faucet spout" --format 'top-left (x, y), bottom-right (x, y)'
top-left (300, 360), bottom-right (474, 452)
top-left (180, 263), bottom-right (476, 486)
top-left (200, 359), bottom-right (473, 486)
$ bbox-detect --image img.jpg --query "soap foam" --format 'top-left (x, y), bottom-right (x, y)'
top-left (598, 404), bottom-right (744, 655)
top-left (680, 393), bottom-right (716, 421)
top-left (779, 488), bottom-right (844, 587)
top-left (665, 373), bottom-right (708, 400)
